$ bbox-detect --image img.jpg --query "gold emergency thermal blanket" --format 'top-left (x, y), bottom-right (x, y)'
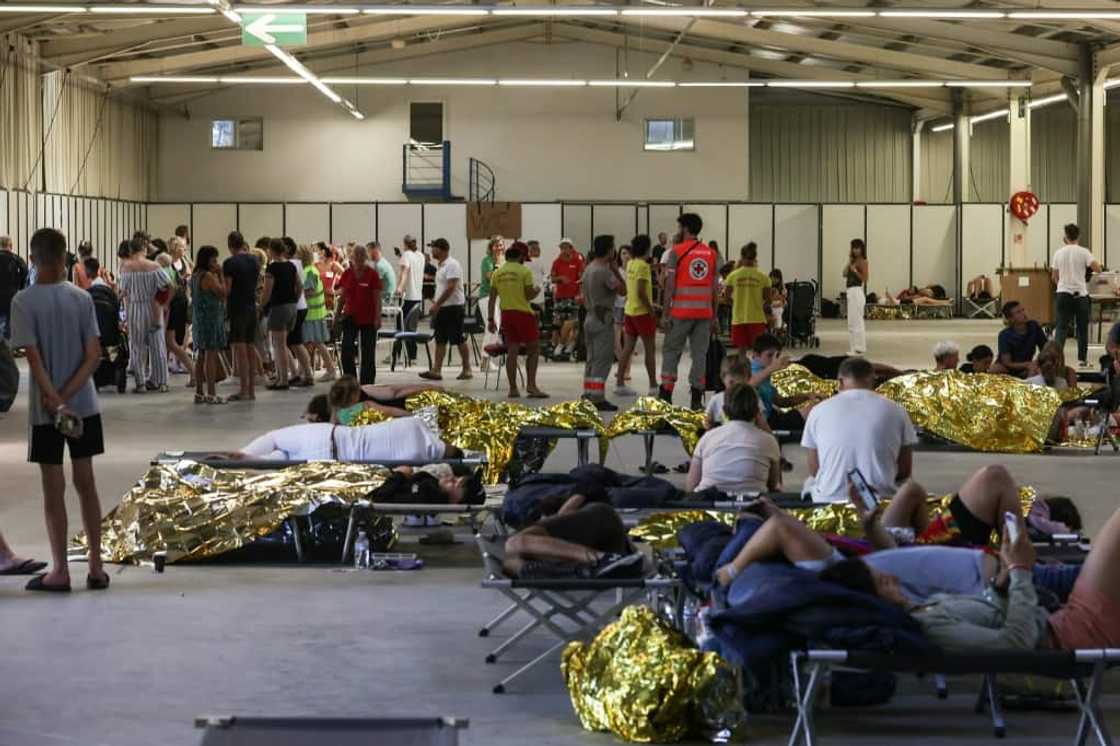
top-left (561, 606), bottom-right (742, 743)
top-left (603, 396), bottom-right (707, 455)
top-left (70, 460), bottom-right (390, 564)
top-left (770, 364), bottom-right (838, 400)
top-left (405, 390), bottom-right (605, 483)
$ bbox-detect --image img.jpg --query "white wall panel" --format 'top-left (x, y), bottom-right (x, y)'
top-left (648, 204), bottom-right (680, 241)
top-left (148, 204), bottom-right (190, 246)
top-left (821, 205), bottom-right (865, 300)
top-left (1107, 205), bottom-right (1120, 267)
top-left (423, 203), bottom-right (468, 277)
top-left (522, 204), bottom-right (562, 255)
top-left (962, 204), bottom-right (1004, 299)
top-left (866, 205), bottom-right (911, 297)
top-left (239, 203), bottom-right (282, 244)
top-left (685, 204), bottom-right (728, 259)
top-left (193, 204), bottom-right (237, 256)
top-left (1048, 203), bottom-right (1078, 260)
top-left (35, 194), bottom-right (46, 232)
top-left (636, 205), bottom-right (648, 240)
top-left (331, 204), bottom-right (374, 245)
top-left (728, 204), bottom-right (773, 274)
top-left (376, 204), bottom-right (422, 253)
top-left (285, 203), bottom-right (330, 246)
top-left (774, 204), bottom-right (819, 289)
top-left (561, 204), bottom-right (591, 252)
top-left (592, 204), bottom-right (638, 247)
top-left (912, 205), bottom-right (957, 298)
top-left (1027, 205), bottom-right (1049, 268)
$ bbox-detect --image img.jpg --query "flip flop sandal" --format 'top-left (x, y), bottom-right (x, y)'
top-left (227, 393), bottom-right (254, 402)
top-left (86, 572), bottom-right (110, 591)
top-left (527, 391), bottom-right (550, 399)
top-left (25, 574), bottom-right (71, 592)
top-left (456, 372), bottom-right (473, 380)
top-left (0, 559), bottom-right (47, 575)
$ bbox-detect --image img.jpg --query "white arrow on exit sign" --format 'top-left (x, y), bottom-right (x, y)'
top-left (241, 12), bottom-right (307, 47)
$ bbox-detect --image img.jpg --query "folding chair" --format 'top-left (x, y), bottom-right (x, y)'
top-left (390, 303), bottom-right (433, 371)
top-left (377, 302), bottom-right (403, 359)
top-left (482, 341), bottom-right (526, 391)
top-left (788, 648), bottom-right (1120, 746)
top-left (475, 533), bottom-right (681, 693)
top-left (965, 295), bottom-right (1001, 319)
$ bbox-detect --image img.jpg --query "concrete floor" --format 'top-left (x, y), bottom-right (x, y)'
top-left (1, 318), bottom-right (1116, 746)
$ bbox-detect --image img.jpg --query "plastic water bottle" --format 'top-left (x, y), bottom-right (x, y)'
top-left (353, 530), bottom-right (370, 569)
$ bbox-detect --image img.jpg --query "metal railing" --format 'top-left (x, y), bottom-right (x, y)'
top-left (402, 140), bottom-right (451, 198)
top-left (469, 157), bottom-right (495, 203)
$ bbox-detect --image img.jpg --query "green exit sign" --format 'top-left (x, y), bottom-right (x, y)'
top-left (241, 12), bottom-right (307, 47)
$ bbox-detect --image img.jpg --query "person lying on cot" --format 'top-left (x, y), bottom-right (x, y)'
top-left (325, 375), bottom-right (441, 422)
top-left (794, 353), bottom-right (909, 385)
top-left (205, 415), bottom-right (463, 463)
top-left (881, 285), bottom-right (952, 306)
top-left (501, 487), bottom-right (646, 580)
top-left (365, 462), bottom-right (485, 506)
top-left (823, 504), bottom-right (1120, 653)
top-left (713, 493), bottom-right (1081, 607)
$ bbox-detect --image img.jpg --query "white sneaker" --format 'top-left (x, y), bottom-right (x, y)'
top-left (403, 514), bottom-right (425, 527)
top-left (614, 385), bottom-right (637, 396)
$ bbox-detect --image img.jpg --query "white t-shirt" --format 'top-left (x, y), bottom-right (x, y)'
top-left (288, 258), bottom-right (308, 310)
top-left (435, 257), bottom-right (466, 307)
top-left (400, 249), bottom-right (426, 301)
top-left (241, 417), bottom-right (445, 461)
top-left (801, 388), bottom-right (918, 503)
top-left (692, 420), bottom-right (780, 493)
top-left (1052, 243), bottom-right (1094, 295)
top-left (525, 257), bottom-right (549, 294)
top-left (705, 391), bottom-right (726, 425)
top-left (1025, 373), bottom-right (1069, 390)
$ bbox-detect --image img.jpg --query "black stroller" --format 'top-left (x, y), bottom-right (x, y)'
top-left (89, 284), bottom-right (129, 393)
top-left (782, 279), bottom-right (820, 349)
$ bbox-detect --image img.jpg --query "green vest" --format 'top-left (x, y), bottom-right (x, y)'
top-left (304, 265), bottom-right (327, 321)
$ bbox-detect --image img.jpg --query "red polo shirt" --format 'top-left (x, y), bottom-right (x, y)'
top-left (337, 265), bottom-right (382, 326)
top-left (551, 251), bottom-right (585, 300)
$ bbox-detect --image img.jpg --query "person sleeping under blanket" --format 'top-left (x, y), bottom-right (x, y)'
top-left (713, 494), bottom-right (1081, 610)
top-left (208, 416), bottom-right (462, 463)
top-left (795, 353), bottom-right (910, 385)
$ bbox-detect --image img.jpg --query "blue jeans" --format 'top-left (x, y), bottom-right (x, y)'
top-left (1033, 562), bottom-right (1081, 604)
top-left (1054, 292), bottom-right (1090, 363)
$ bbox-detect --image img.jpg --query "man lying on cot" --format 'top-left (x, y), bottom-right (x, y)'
top-left (713, 483), bottom-right (1081, 608)
top-left (205, 415), bottom-right (464, 464)
top-left (501, 484), bottom-right (646, 581)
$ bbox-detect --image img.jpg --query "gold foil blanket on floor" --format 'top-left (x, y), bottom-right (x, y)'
top-left (405, 391), bottom-right (606, 483)
top-left (603, 396), bottom-right (707, 455)
top-left (562, 606), bottom-right (742, 743)
top-left (70, 460), bottom-right (389, 564)
top-left (770, 364), bottom-right (838, 400)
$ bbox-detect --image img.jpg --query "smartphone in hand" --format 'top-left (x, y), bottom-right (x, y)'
top-left (847, 468), bottom-right (878, 513)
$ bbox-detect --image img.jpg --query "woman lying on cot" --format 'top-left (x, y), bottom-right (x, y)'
top-left (206, 415), bottom-right (463, 463)
top-left (825, 500), bottom-right (1120, 653)
top-left (880, 285), bottom-right (952, 306)
top-left (324, 375), bottom-right (441, 422)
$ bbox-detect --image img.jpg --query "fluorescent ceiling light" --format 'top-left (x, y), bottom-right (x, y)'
top-left (1106, 78), bottom-right (1120, 90)
top-left (678, 81), bottom-right (763, 87)
top-left (879, 10), bottom-right (1006, 18)
top-left (498, 79), bottom-right (588, 86)
top-left (219, 76), bottom-right (303, 83)
top-left (88, 4), bottom-right (216, 13)
top-left (131, 75), bottom-right (219, 83)
top-left (589, 79), bottom-right (675, 87)
top-left (1008, 10), bottom-right (1120, 18)
top-left (971, 108), bottom-right (1009, 124)
top-left (0, 4), bottom-right (87, 11)
top-left (493, 7), bottom-right (617, 14)
top-left (362, 5), bottom-right (489, 14)
top-left (233, 5), bottom-right (361, 13)
top-left (946, 80), bottom-right (1030, 87)
top-left (622, 7), bottom-right (747, 15)
top-left (410, 77), bottom-right (497, 85)
top-left (322, 76), bottom-right (408, 84)
top-left (856, 80), bottom-right (945, 88)
top-left (767, 80), bottom-right (855, 88)
top-left (752, 9), bottom-right (873, 16)
top-left (1028, 93), bottom-right (1067, 108)
top-left (930, 123), bottom-right (954, 133)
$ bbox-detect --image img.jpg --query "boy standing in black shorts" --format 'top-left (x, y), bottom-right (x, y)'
top-left (10, 228), bottom-right (109, 592)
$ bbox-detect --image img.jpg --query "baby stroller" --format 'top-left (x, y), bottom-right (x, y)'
top-left (89, 284), bottom-right (129, 393)
top-left (782, 279), bottom-right (820, 349)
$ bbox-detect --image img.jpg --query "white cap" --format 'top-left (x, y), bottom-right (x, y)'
top-left (559, 237), bottom-right (574, 247)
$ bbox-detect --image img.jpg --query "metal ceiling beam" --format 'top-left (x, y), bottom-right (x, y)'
top-left (555, 24), bottom-right (954, 113)
top-left (610, 15), bottom-right (1013, 79)
top-left (96, 14), bottom-right (493, 81)
top-left (40, 16), bottom-right (230, 60)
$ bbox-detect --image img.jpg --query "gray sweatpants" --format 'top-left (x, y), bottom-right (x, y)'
top-left (660, 317), bottom-right (711, 392)
top-left (582, 312), bottom-right (615, 399)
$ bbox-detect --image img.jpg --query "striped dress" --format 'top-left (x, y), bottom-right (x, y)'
top-left (118, 268), bottom-right (170, 389)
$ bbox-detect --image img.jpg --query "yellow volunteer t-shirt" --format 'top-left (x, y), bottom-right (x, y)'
top-left (726, 265), bottom-right (771, 325)
top-left (624, 259), bottom-right (652, 316)
top-left (491, 261), bottom-right (534, 313)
